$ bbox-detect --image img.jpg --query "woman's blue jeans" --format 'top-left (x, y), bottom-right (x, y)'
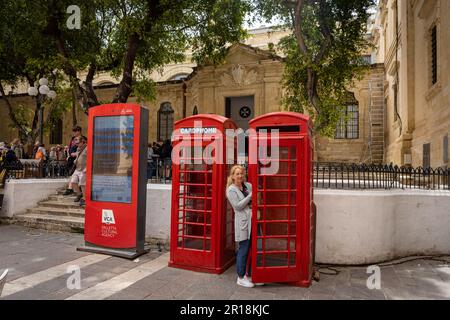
top-left (236, 239), bottom-right (251, 278)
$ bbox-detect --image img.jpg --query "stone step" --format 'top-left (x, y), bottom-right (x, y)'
top-left (38, 200), bottom-right (84, 210)
top-left (28, 206), bottom-right (85, 218)
top-left (48, 194), bottom-right (78, 201)
top-left (55, 189), bottom-right (80, 196)
top-left (12, 213), bottom-right (84, 233)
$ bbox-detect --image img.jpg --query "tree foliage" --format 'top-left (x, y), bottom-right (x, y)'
top-left (0, 0), bottom-right (72, 143)
top-left (254, 0), bottom-right (375, 136)
top-left (1, 0), bottom-right (250, 115)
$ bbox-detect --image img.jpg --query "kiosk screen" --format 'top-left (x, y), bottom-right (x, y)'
top-left (91, 115), bottom-right (134, 203)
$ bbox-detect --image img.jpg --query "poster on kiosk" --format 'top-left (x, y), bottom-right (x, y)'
top-left (77, 103), bottom-right (149, 259)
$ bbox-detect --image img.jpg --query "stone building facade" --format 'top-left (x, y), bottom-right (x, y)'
top-left (372, 0), bottom-right (450, 167)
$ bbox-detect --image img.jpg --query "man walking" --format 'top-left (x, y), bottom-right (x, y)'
top-left (66, 136), bottom-right (87, 202)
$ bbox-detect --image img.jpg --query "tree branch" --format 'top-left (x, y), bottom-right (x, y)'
top-left (112, 32), bottom-right (140, 103)
top-left (113, 0), bottom-right (163, 103)
top-left (43, 2), bottom-right (98, 111)
top-left (84, 63), bottom-right (100, 106)
top-left (293, 0), bottom-right (309, 57)
top-left (314, 0), bottom-right (333, 64)
top-left (0, 82), bottom-right (28, 134)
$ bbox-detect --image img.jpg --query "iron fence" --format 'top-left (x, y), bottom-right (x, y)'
top-left (0, 160), bottom-right (70, 180)
top-left (147, 156), bottom-right (172, 184)
top-left (147, 161), bottom-right (450, 190)
top-left (314, 162), bottom-right (450, 190)
top-left (2, 159), bottom-right (449, 191)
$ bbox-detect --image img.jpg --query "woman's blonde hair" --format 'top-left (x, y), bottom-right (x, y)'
top-left (226, 165), bottom-right (246, 189)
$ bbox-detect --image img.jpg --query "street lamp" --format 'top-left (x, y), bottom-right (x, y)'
top-left (27, 77), bottom-right (57, 145)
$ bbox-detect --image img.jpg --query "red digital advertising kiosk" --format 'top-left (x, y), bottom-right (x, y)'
top-left (78, 103), bottom-right (149, 259)
top-left (248, 112), bottom-right (315, 287)
top-left (169, 115), bottom-right (237, 273)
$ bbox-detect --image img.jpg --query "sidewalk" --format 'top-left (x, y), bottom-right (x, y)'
top-left (0, 225), bottom-right (449, 300)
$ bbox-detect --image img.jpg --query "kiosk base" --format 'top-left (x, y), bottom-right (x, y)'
top-left (77, 245), bottom-right (150, 260)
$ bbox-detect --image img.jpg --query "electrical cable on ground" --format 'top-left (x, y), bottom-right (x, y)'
top-left (314, 254), bottom-right (450, 278)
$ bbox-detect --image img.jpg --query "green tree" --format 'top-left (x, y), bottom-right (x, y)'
top-left (0, 0), bottom-right (71, 147)
top-left (1, 0), bottom-right (250, 145)
top-left (254, 0), bottom-right (375, 136)
top-left (30, 0), bottom-right (250, 111)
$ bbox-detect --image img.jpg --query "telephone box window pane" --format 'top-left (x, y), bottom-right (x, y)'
top-left (183, 163), bottom-right (212, 172)
top-left (265, 223), bottom-right (289, 236)
top-left (185, 212), bottom-right (205, 225)
top-left (270, 161), bottom-right (296, 175)
top-left (289, 222), bottom-right (296, 236)
top-left (263, 207), bottom-right (289, 221)
top-left (265, 192), bottom-right (296, 205)
top-left (263, 176), bottom-right (288, 189)
top-left (91, 116), bottom-right (134, 203)
top-left (289, 253), bottom-right (296, 266)
top-left (256, 254), bottom-right (264, 267)
top-left (290, 239), bottom-right (296, 251)
top-left (182, 199), bottom-right (212, 211)
top-left (265, 238), bottom-right (289, 252)
top-left (180, 185), bottom-right (207, 197)
top-left (279, 147), bottom-right (296, 160)
top-left (264, 253), bottom-right (288, 267)
top-left (184, 238), bottom-right (204, 250)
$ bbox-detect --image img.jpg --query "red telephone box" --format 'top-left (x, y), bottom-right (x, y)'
top-left (248, 112), bottom-right (315, 287)
top-left (169, 115), bottom-right (237, 273)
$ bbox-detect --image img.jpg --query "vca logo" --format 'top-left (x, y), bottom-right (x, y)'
top-left (102, 209), bottom-right (116, 225)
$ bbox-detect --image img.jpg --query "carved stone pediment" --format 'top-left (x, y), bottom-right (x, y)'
top-left (219, 64), bottom-right (258, 87)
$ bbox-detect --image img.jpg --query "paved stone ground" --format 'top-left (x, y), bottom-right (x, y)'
top-left (0, 225), bottom-right (449, 300)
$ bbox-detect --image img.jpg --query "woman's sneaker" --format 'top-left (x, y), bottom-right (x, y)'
top-left (237, 276), bottom-right (254, 288)
top-left (248, 276), bottom-right (265, 286)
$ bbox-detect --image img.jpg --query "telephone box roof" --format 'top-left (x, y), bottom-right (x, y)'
top-left (175, 114), bottom-right (237, 128)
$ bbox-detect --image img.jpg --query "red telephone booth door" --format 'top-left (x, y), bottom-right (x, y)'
top-left (250, 138), bottom-right (304, 284)
top-left (170, 140), bottom-right (217, 270)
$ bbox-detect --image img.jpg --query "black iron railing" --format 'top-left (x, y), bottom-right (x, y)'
top-left (147, 161), bottom-right (450, 190)
top-left (147, 156), bottom-right (172, 184)
top-left (314, 162), bottom-right (450, 190)
top-left (2, 159), bottom-right (449, 191)
top-left (0, 160), bottom-right (70, 180)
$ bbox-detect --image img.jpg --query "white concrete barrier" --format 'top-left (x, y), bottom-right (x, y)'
top-left (2, 180), bottom-right (449, 265)
top-left (314, 189), bottom-right (450, 264)
top-left (145, 183), bottom-right (171, 242)
top-left (144, 186), bottom-right (450, 264)
top-left (0, 179), bottom-right (68, 218)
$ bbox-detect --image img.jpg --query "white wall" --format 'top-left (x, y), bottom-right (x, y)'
top-left (314, 189), bottom-right (450, 264)
top-left (0, 179), bottom-right (68, 218)
top-left (145, 183), bottom-right (172, 241)
top-left (2, 180), bottom-right (449, 265)
top-left (144, 186), bottom-right (450, 264)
